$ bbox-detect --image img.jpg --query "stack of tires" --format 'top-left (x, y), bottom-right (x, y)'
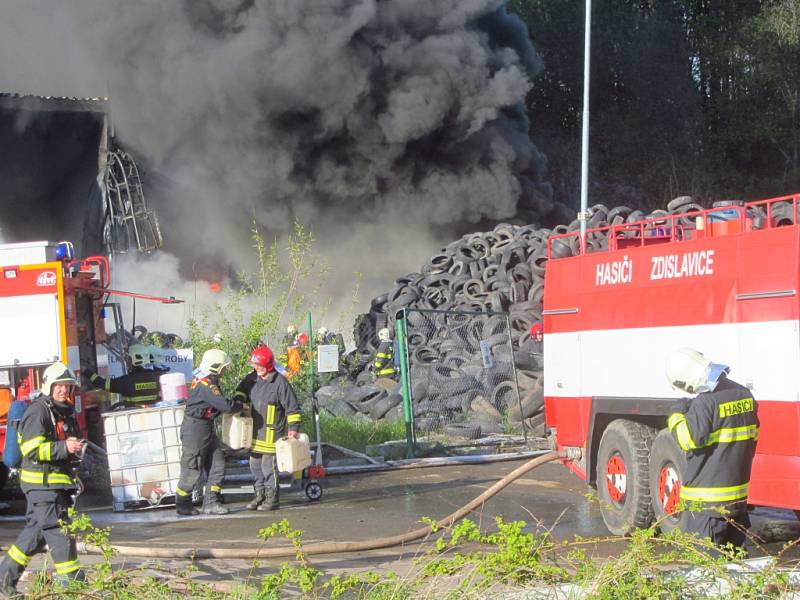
top-left (335, 197), bottom-right (765, 439)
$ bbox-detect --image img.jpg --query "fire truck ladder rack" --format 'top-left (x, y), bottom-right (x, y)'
top-left (103, 148), bottom-right (163, 257)
top-left (547, 194), bottom-right (800, 258)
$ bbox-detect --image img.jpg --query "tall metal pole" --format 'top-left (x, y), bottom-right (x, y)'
top-left (579, 0), bottom-right (592, 244)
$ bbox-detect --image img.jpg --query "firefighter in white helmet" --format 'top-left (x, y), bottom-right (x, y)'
top-left (281, 324), bottom-right (298, 351)
top-left (175, 349), bottom-right (243, 516)
top-left (84, 344), bottom-right (164, 407)
top-left (665, 348), bottom-right (759, 554)
top-left (0, 363), bottom-right (85, 595)
top-left (372, 327), bottom-right (396, 380)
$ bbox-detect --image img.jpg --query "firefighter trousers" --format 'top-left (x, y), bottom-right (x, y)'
top-left (249, 452), bottom-right (278, 496)
top-left (0, 489), bottom-right (79, 589)
top-left (685, 511), bottom-right (750, 555)
top-left (176, 418), bottom-right (226, 497)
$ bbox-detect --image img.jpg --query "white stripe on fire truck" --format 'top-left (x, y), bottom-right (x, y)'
top-left (543, 319), bottom-right (799, 402)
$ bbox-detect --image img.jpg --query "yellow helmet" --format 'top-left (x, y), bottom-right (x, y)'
top-left (41, 362), bottom-right (78, 395)
top-left (198, 348), bottom-right (230, 376)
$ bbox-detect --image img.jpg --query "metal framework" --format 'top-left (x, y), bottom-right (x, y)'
top-left (102, 149), bottom-right (162, 256)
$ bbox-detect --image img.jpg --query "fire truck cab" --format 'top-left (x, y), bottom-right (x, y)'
top-left (543, 194), bottom-right (800, 535)
top-left (0, 241), bottom-right (116, 490)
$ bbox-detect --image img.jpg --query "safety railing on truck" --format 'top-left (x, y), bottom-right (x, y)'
top-left (547, 194), bottom-right (800, 259)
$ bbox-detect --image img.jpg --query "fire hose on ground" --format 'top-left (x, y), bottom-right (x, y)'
top-left (77, 450), bottom-right (569, 560)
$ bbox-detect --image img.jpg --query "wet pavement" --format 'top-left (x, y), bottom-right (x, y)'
top-left (1, 459), bottom-right (798, 590)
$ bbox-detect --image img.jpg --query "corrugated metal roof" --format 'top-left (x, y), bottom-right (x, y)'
top-left (0, 92), bottom-right (109, 113)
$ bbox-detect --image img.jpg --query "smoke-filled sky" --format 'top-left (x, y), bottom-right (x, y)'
top-left (0, 0), bottom-right (564, 334)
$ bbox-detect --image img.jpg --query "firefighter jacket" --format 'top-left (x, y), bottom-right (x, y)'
top-left (372, 341), bottom-right (395, 377)
top-left (239, 371), bottom-right (301, 454)
top-left (667, 375), bottom-right (759, 515)
top-left (184, 376), bottom-right (242, 422)
top-left (88, 366), bottom-right (162, 405)
top-left (16, 396), bottom-right (80, 491)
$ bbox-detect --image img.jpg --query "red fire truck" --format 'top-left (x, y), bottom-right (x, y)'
top-left (0, 240), bottom-right (180, 491)
top-left (543, 194), bottom-right (800, 535)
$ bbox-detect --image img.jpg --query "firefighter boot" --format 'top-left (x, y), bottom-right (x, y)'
top-left (54, 568), bottom-right (87, 590)
top-left (176, 494), bottom-right (199, 516)
top-left (246, 488), bottom-right (266, 511)
top-left (202, 492), bottom-right (229, 515)
top-left (0, 556), bottom-right (21, 599)
top-left (258, 487), bottom-right (279, 511)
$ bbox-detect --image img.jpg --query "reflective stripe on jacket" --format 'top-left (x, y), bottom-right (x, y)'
top-left (373, 341), bottom-right (395, 376)
top-left (17, 397), bottom-right (79, 491)
top-left (667, 376), bottom-right (759, 514)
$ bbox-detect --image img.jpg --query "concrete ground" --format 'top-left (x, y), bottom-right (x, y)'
top-left (1, 459), bottom-right (798, 594)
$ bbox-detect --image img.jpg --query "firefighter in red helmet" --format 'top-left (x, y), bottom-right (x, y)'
top-left (234, 345), bottom-right (301, 511)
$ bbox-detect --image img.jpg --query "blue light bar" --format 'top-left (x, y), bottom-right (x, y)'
top-left (55, 241), bottom-right (75, 261)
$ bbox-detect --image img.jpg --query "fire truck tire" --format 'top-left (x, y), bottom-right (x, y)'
top-left (596, 419), bottom-right (656, 536)
top-left (0, 464), bottom-right (7, 491)
top-left (648, 429), bottom-right (689, 533)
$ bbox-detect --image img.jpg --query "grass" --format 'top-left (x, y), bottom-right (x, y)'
top-left (47, 512), bottom-right (800, 599)
top-left (301, 412), bottom-right (406, 453)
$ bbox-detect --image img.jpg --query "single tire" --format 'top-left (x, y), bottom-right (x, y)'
top-left (596, 419), bottom-right (656, 536)
top-left (305, 482), bottom-right (323, 501)
top-left (444, 423), bottom-right (482, 440)
top-left (0, 464), bottom-right (8, 492)
top-left (649, 429), bottom-right (689, 533)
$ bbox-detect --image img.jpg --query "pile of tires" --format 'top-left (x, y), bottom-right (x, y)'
top-left (336, 197), bottom-right (756, 436)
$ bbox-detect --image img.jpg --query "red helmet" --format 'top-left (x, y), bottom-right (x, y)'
top-left (250, 346), bottom-right (275, 371)
top-left (530, 322), bottom-right (544, 338)
top-left (296, 332), bottom-right (309, 346)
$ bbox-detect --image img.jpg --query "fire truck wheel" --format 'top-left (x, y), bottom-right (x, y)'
top-left (0, 464), bottom-right (7, 491)
top-left (649, 429), bottom-right (689, 533)
top-left (596, 419), bottom-right (656, 536)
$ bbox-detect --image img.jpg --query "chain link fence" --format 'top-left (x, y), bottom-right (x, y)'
top-left (403, 308), bottom-right (526, 441)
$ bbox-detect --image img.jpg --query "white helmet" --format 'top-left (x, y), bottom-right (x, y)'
top-left (128, 344), bottom-right (152, 367)
top-left (378, 327), bottom-right (391, 342)
top-left (198, 348), bottom-right (230, 376)
top-left (317, 326), bottom-right (328, 339)
top-left (41, 362), bottom-right (78, 395)
top-left (287, 324), bottom-right (297, 335)
top-left (665, 348), bottom-right (729, 394)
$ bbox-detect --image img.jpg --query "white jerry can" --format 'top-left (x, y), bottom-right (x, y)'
top-left (221, 413), bottom-right (254, 450)
top-left (275, 433), bottom-right (312, 474)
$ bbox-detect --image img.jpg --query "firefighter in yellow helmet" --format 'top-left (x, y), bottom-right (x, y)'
top-left (0, 362), bottom-right (85, 596)
top-left (174, 349), bottom-right (243, 516)
top-left (84, 344), bottom-right (163, 407)
top-left (665, 348), bottom-right (759, 554)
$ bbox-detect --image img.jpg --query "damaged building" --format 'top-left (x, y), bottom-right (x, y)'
top-left (0, 92), bottom-right (161, 258)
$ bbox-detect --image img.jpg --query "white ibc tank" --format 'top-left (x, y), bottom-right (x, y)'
top-left (159, 372), bottom-right (187, 404)
top-left (275, 433), bottom-right (312, 474)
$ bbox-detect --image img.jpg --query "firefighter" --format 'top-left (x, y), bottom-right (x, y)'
top-left (372, 327), bottom-right (396, 380)
top-left (665, 348), bottom-right (759, 554)
top-left (84, 344), bottom-right (163, 407)
top-left (237, 346), bottom-right (301, 511)
top-left (281, 324), bottom-right (297, 351)
top-left (0, 362), bottom-right (85, 596)
top-left (175, 349), bottom-right (243, 516)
